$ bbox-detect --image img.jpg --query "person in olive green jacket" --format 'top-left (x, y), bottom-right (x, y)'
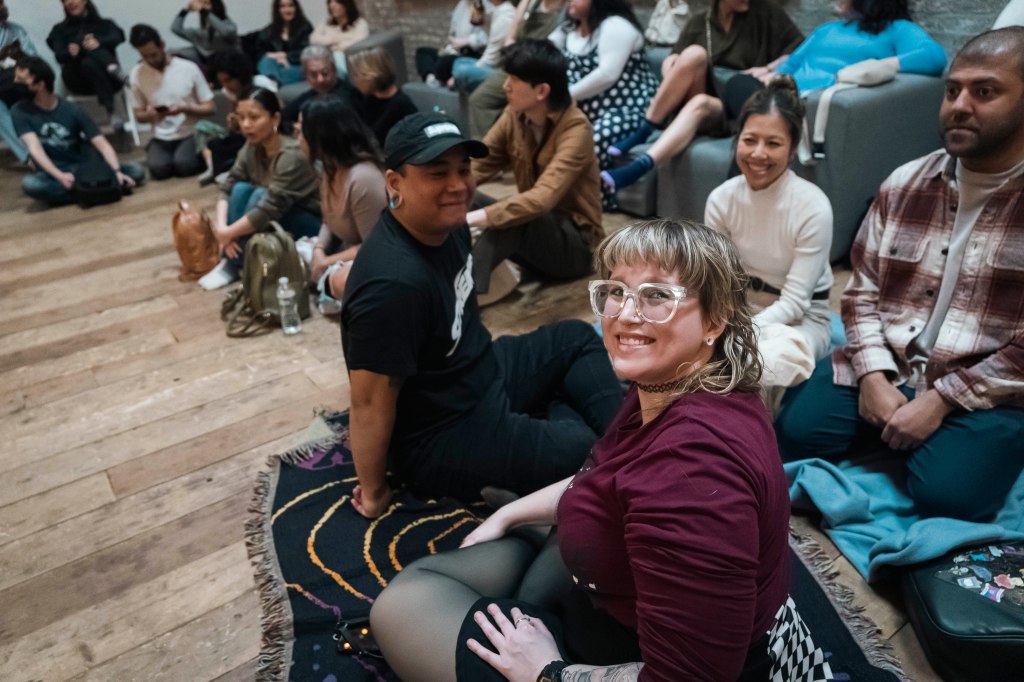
top-left (200, 87), bottom-right (321, 289)
top-left (467, 0), bottom-right (565, 137)
top-left (467, 39), bottom-right (602, 295)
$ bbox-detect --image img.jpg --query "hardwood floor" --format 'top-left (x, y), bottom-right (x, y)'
top-left (0, 148), bottom-right (939, 681)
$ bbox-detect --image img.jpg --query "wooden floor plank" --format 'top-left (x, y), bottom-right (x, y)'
top-left (0, 542), bottom-right (253, 682)
top-left (0, 239), bottom-right (171, 295)
top-left (0, 372), bottom-right (321, 507)
top-left (0, 280), bottom-right (189, 338)
top-left (71, 591), bottom-right (261, 682)
top-left (0, 425), bottom-right (314, 592)
top-left (304, 356), bottom-right (348, 391)
top-left (108, 387), bottom-right (345, 498)
top-left (2, 338), bottom-right (308, 443)
top-left (0, 490), bottom-right (250, 646)
top-left (12, 368), bottom-right (98, 412)
top-left (90, 329), bottom-right (234, 386)
top-left (0, 473), bottom-right (115, 547)
top-left (210, 657), bottom-right (258, 682)
top-left (0, 252), bottom-right (183, 320)
top-left (0, 329), bottom-right (177, 395)
top-left (0, 348), bottom-right (321, 472)
top-left (0, 295), bottom-right (181, 369)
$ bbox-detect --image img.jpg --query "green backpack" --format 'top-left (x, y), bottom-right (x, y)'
top-left (221, 221), bottom-right (310, 337)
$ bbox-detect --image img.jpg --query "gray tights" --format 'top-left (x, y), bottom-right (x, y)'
top-left (370, 532), bottom-right (569, 682)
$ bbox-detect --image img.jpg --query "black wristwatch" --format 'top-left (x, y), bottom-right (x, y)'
top-left (537, 660), bottom-right (569, 682)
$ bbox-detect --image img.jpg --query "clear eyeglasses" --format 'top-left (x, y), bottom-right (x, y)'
top-left (588, 280), bottom-right (689, 324)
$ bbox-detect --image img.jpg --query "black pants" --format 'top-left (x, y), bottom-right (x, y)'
top-left (208, 132), bottom-right (246, 175)
top-left (397, 320), bottom-right (623, 501)
top-left (471, 204), bottom-right (593, 294)
top-left (61, 49), bottom-right (122, 112)
top-left (146, 137), bottom-right (205, 180)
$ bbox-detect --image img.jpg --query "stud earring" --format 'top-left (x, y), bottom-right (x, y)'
top-left (389, 199), bottom-right (395, 209)
top-left (706, 337), bottom-right (714, 346)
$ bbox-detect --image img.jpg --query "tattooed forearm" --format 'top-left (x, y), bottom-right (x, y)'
top-left (561, 662), bottom-right (643, 682)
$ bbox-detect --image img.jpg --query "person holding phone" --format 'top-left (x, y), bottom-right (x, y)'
top-left (128, 23), bottom-right (215, 180)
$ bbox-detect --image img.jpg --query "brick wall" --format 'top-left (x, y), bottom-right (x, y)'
top-left (360, 0), bottom-right (1011, 78)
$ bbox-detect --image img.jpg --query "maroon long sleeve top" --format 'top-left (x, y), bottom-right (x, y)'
top-left (557, 388), bottom-right (790, 681)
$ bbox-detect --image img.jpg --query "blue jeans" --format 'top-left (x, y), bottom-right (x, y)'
top-left (0, 99), bottom-right (28, 162)
top-left (452, 57), bottom-right (493, 93)
top-left (226, 182), bottom-right (321, 268)
top-left (22, 162), bottom-right (146, 205)
top-left (257, 55), bottom-right (305, 86)
top-left (775, 356), bottom-right (1024, 521)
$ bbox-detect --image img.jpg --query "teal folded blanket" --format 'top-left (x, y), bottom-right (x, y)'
top-left (785, 454), bottom-right (1024, 581)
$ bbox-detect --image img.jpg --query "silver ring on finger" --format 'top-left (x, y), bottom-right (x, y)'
top-left (514, 616), bottom-right (532, 627)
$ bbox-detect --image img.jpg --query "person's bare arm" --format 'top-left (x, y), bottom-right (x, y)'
top-left (21, 132), bottom-right (74, 188)
top-left (348, 369), bottom-right (401, 518)
top-left (461, 475), bottom-right (571, 546)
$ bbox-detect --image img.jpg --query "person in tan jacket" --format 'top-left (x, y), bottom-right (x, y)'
top-left (468, 39), bottom-right (603, 294)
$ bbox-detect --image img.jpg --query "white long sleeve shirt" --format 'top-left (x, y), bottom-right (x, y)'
top-left (705, 170), bottom-right (834, 327)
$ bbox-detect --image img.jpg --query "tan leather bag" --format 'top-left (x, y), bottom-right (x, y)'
top-left (172, 199), bottom-right (220, 281)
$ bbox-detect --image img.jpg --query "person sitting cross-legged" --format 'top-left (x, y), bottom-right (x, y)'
top-left (775, 27), bottom-right (1024, 523)
top-left (129, 23), bottom-right (215, 180)
top-left (340, 111), bottom-right (623, 519)
top-left (468, 39), bottom-right (603, 296)
top-left (12, 56), bottom-right (143, 206)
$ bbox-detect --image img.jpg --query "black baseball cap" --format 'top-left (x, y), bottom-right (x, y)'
top-left (384, 112), bottom-right (488, 170)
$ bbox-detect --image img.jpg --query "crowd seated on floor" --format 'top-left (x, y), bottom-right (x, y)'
top-left (3, 2), bottom-right (1024, 678)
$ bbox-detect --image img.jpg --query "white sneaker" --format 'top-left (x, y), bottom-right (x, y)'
top-left (198, 259), bottom-right (239, 290)
top-left (295, 237), bottom-right (316, 265)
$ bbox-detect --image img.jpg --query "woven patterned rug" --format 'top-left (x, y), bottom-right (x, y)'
top-left (247, 412), bottom-right (907, 682)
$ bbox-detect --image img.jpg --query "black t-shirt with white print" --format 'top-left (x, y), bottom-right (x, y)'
top-left (341, 209), bottom-right (496, 455)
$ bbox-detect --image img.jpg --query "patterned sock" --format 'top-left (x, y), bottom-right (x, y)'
top-left (601, 153), bottom-right (655, 191)
top-left (608, 119), bottom-right (657, 157)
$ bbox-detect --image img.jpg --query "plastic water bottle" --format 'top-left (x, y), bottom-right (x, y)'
top-left (277, 277), bottom-right (302, 335)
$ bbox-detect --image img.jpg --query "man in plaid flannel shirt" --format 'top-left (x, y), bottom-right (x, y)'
top-left (777, 27), bottom-right (1024, 522)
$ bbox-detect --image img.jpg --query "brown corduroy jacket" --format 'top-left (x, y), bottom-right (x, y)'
top-left (472, 103), bottom-right (604, 247)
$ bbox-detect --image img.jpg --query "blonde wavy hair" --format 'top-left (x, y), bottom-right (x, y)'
top-left (593, 218), bottom-right (762, 395)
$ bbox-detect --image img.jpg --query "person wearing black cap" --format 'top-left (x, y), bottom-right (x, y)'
top-left (340, 111), bottom-right (622, 519)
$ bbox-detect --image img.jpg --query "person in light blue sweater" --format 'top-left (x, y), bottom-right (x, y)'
top-left (776, 0), bottom-right (946, 92)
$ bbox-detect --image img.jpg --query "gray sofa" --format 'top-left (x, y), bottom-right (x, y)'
top-left (277, 28), bottom-right (408, 105)
top-left (619, 74), bottom-right (945, 262)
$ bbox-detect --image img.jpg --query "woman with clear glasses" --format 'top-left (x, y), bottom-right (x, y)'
top-left (371, 219), bottom-right (824, 682)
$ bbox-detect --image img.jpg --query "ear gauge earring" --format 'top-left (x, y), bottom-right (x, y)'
top-left (388, 199), bottom-right (395, 209)
top-left (706, 337), bottom-right (715, 346)
top-left (389, 195), bottom-right (401, 210)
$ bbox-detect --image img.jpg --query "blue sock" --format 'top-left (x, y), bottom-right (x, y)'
top-left (601, 153), bottom-right (655, 191)
top-left (609, 119), bottom-right (657, 157)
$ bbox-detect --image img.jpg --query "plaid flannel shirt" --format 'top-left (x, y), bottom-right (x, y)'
top-left (833, 150), bottom-right (1024, 411)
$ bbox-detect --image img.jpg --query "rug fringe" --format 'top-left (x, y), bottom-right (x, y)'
top-left (789, 526), bottom-right (910, 682)
top-left (245, 419), bottom-right (342, 682)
